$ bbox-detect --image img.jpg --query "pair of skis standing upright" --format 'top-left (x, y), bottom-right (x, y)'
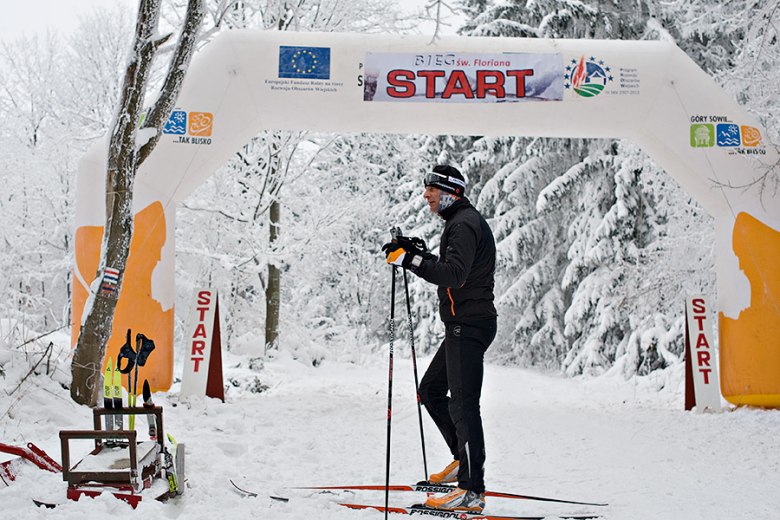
top-left (102, 330), bottom-right (156, 437)
top-left (101, 331), bottom-right (183, 498)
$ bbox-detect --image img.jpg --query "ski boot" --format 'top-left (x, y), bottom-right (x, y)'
top-left (424, 486), bottom-right (485, 513)
top-left (428, 459), bottom-right (459, 484)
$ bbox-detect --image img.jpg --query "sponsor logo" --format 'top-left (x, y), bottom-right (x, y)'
top-left (414, 484), bottom-right (454, 493)
top-left (565, 56), bottom-right (613, 97)
top-left (408, 508), bottom-right (463, 518)
top-left (741, 125), bottom-right (762, 146)
top-left (690, 124), bottom-right (715, 147)
top-left (279, 46), bottom-right (331, 80)
top-left (689, 117), bottom-right (764, 154)
top-left (188, 112), bottom-right (213, 137)
top-left (716, 124), bottom-right (740, 147)
top-left (164, 110), bottom-right (188, 135)
top-left (163, 110), bottom-right (214, 145)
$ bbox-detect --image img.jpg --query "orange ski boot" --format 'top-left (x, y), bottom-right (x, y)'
top-left (428, 460), bottom-right (459, 484)
top-left (424, 486), bottom-right (485, 513)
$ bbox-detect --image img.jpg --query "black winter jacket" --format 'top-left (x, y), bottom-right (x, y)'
top-left (412, 197), bottom-right (497, 323)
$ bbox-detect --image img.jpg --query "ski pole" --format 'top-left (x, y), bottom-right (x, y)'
top-left (131, 335), bottom-right (141, 431)
top-left (384, 265), bottom-right (397, 520)
top-left (129, 333), bottom-right (156, 429)
top-left (117, 329), bottom-right (136, 431)
top-left (402, 268), bottom-right (428, 481)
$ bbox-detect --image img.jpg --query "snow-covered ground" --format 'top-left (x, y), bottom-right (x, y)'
top-left (2, 333), bottom-right (779, 519)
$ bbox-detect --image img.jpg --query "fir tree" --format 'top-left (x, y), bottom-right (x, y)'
top-left (456, 0), bottom-right (719, 375)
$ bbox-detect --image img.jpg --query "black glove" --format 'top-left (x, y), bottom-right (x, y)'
top-left (383, 229), bottom-right (429, 269)
top-left (395, 234), bottom-right (428, 254)
top-left (382, 242), bottom-right (415, 268)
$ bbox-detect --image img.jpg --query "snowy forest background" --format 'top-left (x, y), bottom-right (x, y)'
top-left (2, 0), bottom-right (779, 387)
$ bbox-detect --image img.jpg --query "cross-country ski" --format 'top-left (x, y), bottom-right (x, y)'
top-left (298, 483), bottom-right (607, 507)
top-left (338, 502), bottom-right (601, 520)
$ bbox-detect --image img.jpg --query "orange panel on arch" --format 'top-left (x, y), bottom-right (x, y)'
top-left (71, 201), bottom-right (174, 392)
top-left (719, 212), bottom-right (780, 407)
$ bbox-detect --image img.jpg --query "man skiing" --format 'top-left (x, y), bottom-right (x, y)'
top-left (382, 165), bottom-right (497, 513)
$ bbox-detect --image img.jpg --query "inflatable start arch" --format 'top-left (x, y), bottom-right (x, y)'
top-left (73, 31), bottom-right (780, 407)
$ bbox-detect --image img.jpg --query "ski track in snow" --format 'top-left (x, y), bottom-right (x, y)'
top-left (2, 347), bottom-right (780, 520)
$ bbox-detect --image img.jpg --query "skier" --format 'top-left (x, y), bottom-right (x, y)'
top-left (382, 165), bottom-right (497, 513)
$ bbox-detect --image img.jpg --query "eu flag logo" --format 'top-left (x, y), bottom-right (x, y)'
top-left (279, 46), bottom-right (331, 80)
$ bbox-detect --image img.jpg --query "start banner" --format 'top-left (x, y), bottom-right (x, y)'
top-left (363, 51), bottom-right (564, 103)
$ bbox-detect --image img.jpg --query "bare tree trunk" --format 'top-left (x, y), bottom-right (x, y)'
top-left (265, 199), bottom-right (281, 349)
top-left (71, 0), bottom-right (204, 406)
top-left (71, 167), bottom-right (136, 404)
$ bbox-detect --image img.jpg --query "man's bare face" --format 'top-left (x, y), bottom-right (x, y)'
top-left (424, 186), bottom-right (441, 214)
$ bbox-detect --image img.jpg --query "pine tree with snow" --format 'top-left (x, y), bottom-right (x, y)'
top-left (456, 0), bottom-right (723, 376)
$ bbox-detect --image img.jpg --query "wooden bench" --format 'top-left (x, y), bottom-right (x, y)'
top-left (59, 406), bottom-right (165, 506)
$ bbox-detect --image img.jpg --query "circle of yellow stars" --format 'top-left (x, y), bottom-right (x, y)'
top-left (291, 49), bottom-right (319, 75)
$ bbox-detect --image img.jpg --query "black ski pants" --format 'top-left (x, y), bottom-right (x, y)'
top-left (419, 318), bottom-right (497, 494)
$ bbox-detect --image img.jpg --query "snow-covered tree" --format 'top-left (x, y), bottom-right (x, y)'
top-left (174, 0), bottom-right (410, 362)
top-left (455, 0), bottom-right (722, 376)
top-left (0, 5), bottom-right (134, 374)
top-left (71, 0), bottom-right (205, 406)
top-left (2, 0), bottom-right (777, 384)
top-left (724, 0), bottom-right (780, 192)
